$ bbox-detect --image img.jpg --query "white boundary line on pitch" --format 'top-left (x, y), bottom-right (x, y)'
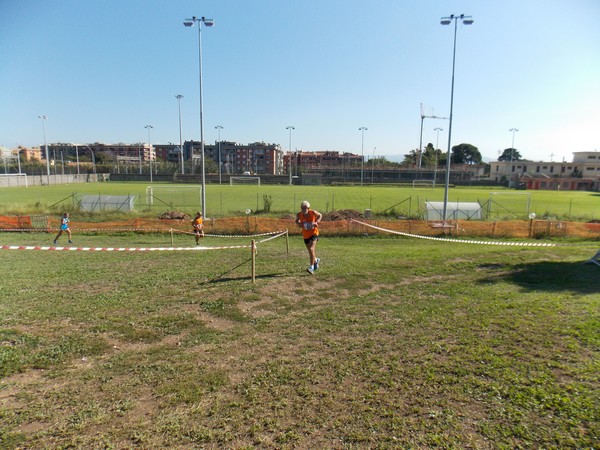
top-left (350, 219), bottom-right (581, 247)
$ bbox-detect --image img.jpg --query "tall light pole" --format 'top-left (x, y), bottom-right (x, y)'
top-left (38, 115), bottom-right (50, 185)
top-left (72, 144), bottom-right (95, 176)
top-left (371, 147), bottom-right (376, 184)
top-left (434, 127), bottom-right (443, 187)
top-left (440, 14), bottom-right (474, 222)
top-left (286, 125), bottom-right (294, 185)
top-left (73, 143), bottom-right (80, 176)
top-left (509, 127), bottom-right (519, 187)
top-left (184, 15), bottom-right (214, 218)
top-left (176, 95), bottom-right (184, 174)
top-left (145, 124), bottom-right (153, 183)
top-left (359, 127), bottom-right (367, 186)
top-left (215, 125), bottom-right (223, 184)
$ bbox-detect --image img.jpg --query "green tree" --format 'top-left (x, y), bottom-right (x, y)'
top-left (401, 149), bottom-right (419, 166)
top-left (422, 143), bottom-right (444, 167)
top-left (498, 148), bottom-right (522, 162)
top-left (451, 143), bottom-right (482, 165)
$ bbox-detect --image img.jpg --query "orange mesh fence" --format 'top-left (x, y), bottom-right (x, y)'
top-left (0, 215), bottom-right (33, 229)
top-left (1, 215), bottom-right (599, 239)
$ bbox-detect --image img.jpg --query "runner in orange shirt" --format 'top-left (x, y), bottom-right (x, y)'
top-left (191, 211), bottom-right (204, 244)
top-left (295, 200), bottom-right (322, 275)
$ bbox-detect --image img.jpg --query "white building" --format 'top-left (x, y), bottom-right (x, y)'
top-left (489, 151), bottom-right (600, 191)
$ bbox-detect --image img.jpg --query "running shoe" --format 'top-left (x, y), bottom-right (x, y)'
top-left (68, 240), bottom-right (73, 244)
top-left (53, 240), bottom-right (57, 245)
top-left (314, 258), bottom-right (320, 270)
top-left (307, 266), bottom-right (314, 275)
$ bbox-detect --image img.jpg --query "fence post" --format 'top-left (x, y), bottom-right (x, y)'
top-left (285, 229), bottom-right (289, 254)
top-left (251, 239), bottom-right (256, 283)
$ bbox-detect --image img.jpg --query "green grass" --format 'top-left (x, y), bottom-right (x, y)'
top-left (0, 230), bottom-right (598, 448)
top-left (0, 182), bottom-right (598, 220)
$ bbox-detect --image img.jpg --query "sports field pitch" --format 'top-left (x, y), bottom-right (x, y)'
top-left (0, 182), bottom-right (598, 220)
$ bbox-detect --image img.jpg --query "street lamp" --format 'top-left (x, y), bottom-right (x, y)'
top-left (145, 124), bottom-right (153, 183)
top-left (38, 115), bottom-right (50, 185)
top-left (286, 125), bottom-right (294, 185)
top-left (434, 127), bottom-right (443, 187)
top-left (176, 95), bottom-right (184, 174)
top-left (509, 127), bottom-right (519, 187)
top-left (359, 127), bottom-right (367, 186)
top-left (440, 14), bottom-right (474, 222)
top-left (215, 125), bottom-right (223, 184)
top-left (184, 15), bottom-right (214, 219)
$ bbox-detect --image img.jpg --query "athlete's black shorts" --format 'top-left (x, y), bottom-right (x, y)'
top-left (304, 235), bottom-right (319, 245)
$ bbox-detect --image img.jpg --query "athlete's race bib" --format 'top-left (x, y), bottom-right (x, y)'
top-left (303, 222), bottom-right (315, 231)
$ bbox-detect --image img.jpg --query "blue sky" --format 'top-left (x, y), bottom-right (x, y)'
top-left (1, 0), bottom-right (599, 163)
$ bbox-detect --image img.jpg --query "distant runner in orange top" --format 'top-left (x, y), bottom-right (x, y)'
top-left (192, 211), bottom-right (204, 244)
top-left (295, 200), bottom-right (322, 275)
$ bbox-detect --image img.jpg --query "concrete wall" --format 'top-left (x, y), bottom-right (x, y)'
top-left (0, 173), bottom-right (106, 188)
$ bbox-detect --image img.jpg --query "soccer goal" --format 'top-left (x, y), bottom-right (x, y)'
top-left (412, 179), bottom-right (434, 188)
top-left (486, 192), bottom-right (531, 219)
top-left (145, 185), bottom-right (202, 208)
top-left (0, 173), bottom-right (28, 188)
top-left (230, 176), bottom-right (261, 186)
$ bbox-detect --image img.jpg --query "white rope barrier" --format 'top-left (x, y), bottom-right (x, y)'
top-left (350, 219), bottom-right (577, 247)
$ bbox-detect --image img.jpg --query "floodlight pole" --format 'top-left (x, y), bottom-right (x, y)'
top-left (215, 125), bottom-right (223, 184)
top-left (145, 125), bottom-right (153, 183)
top-left (440, 14), bottom-right (473, 222)
top-left (176, 95), bottom-right (185, 174)
top-left (434, 127), bottom-right (443, 187)
top-left (184, 15), bottom-right (214, 218)
top-left (286, 125), bottom-right (294, 185)
top-left (509, 127), bottom-right (518, 186)
top-left (73, 143), bottom-right (80, 176)
top-left (38, 115), bottom-right (50, 185)
top-left (359, 126), bottom-right (367, 186)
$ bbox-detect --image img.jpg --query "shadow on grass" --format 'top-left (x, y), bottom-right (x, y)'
top-left (480, 260), bottom-right (600, 294)
top-left (200, 273), bottom-right (290, 285)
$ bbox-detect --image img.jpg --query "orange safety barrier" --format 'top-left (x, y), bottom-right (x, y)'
top-left (1, 215), bottom-right (599, 239)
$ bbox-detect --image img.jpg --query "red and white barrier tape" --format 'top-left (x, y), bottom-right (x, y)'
top-left (1, 228), bottom-right (288, 238)
top-left (1, 244), bottom-right (251, 252)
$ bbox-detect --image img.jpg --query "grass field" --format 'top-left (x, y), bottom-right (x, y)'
top-left (1, 228), bottom-right (598, 448)
top-left (0, 182), bottom-right (599, 220)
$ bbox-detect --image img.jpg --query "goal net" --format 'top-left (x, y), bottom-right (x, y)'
top-left (0, 173), bottom-right (28, 188)
top-left (230, 176), bottom-right (261, 186)
top-left (486, 192), bottom-right (531, 219)
top-left (412, 179), bottom-right (434, 188)
top-left (145, 185), bottom-right (202, 209)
